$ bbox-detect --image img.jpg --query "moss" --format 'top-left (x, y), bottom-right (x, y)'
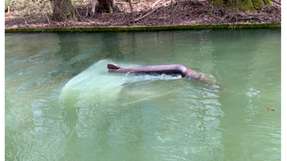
top-left (239, 0), bottom-right (255, 10)
top-left (251, 0), bottom-right (265, 9)
top-left (238, 0), bottom-right (272, 10)
top-left (5, 23), bottom-right (280, 33)
top-left (211, 0), bottom-right (225, 6)
top-left (263, 0), bottom-right (272, 5)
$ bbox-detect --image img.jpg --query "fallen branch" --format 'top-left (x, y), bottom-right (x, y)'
top-left (134, 0), bottom-right (170, 22)
top-left (271, 0), bottom-right (281, 5)
top-left (128, 0), bottom-right (133, 12)
top-left (45, 14), bottom-right (50, 24)
top-left (151, 0), bottom-right (163, 8)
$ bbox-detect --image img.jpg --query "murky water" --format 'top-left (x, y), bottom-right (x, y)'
top-left (5, 30), bottom-right (280, 161)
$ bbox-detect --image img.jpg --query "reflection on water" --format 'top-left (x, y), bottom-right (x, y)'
top-left (6, 30), bottom-right (280, 161)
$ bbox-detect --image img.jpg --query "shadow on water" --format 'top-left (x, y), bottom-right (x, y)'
top-left (54, 32), bottom-right (125, 78)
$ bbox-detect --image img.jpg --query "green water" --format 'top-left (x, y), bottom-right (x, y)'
top-left (5, 30), bottom-right (280, 161)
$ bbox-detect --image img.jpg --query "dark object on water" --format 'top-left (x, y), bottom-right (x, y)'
top-left (107, 63), bottom-right (213, 84)
top-left (266, 106), bottom-right (275, 112)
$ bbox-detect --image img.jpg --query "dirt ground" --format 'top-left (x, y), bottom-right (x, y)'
top-left (5, 0), bottom-right (281, 29)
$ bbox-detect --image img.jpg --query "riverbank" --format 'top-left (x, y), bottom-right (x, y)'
top-left (5, 0), bottom-right (281, 32)
top-left (5, 23), bottom-right (280, 32)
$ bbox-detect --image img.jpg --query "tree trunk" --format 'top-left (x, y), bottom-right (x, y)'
top-left (210, 0), bottom-right (271, 10)
top-left (97, 0), bottom-right (114, 13)
top-left (50, 0), bottom-right (76, 21)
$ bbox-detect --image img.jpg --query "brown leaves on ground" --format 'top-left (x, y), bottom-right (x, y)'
top-left (5, 0), bottom-right (281, 29)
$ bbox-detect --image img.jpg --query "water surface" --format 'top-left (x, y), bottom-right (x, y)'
top-left (5, 30), bottom-right (280, 161)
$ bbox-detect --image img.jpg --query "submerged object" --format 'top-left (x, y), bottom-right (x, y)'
top-left (60, 60), bottom-right (181, 107)
top-left (107, 63), bottom-right (214, 84)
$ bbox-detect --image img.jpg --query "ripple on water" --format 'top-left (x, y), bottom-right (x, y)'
top-left (58, 59), bottom-right (224, 161)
